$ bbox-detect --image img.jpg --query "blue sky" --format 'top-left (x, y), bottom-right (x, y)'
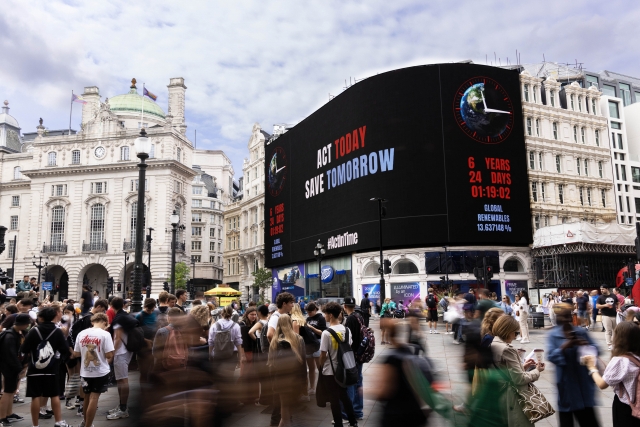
top-left (1, 0), bottom-right (638, 175)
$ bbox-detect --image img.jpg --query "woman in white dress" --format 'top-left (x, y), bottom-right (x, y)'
top-left (518, 291), bottom-right (531, 343)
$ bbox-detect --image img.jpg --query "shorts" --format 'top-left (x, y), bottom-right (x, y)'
top-left (1, 371), bottom-right (19, 393)
top-left (82, 374), bottom-right (109, 394)
top-left (26, 375), bottom-right (60, 398)
top-left (114, 352), bottom-right (133, 380)
top-left (578, 310), bottom-right (588, 319)
top-left (312, 350), bottom-right (321, 358)
top-left (427, 310), bottom-right (438, 322)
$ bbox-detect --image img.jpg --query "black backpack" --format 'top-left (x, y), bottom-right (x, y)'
top-left (426, 294), bottom-right (437, 309)
top-left (326, 328), bottom-right (358, 388)
top-left (299, 324), bottom-right (320, 355)
top-left (31, 327), bottom-right (59, 370)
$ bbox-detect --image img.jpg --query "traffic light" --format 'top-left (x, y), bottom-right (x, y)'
top-left (146, 286), bottom-right (151, 299)
top-left (473, 267), bottom-right (483, 282)
top-left (485, 266), bottom-right (493, 280)
top-left (117, 282), bottom-right (122, 292)
top-left (106, 277), bottom-right (114, 296)
top-left (584, 265), bottom-right (590, 281)
top-left (383, 259), bottom-right (391, 274)
top-left (578, 266), bottom-right (585, 282)
top-left (569, 269), bottom-right (576, 284)
top-left (439, 276), bottom-right (446, 286)
top-left (163, 282), bottom-right (169, 292)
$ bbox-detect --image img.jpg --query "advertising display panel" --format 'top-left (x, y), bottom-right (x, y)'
top-left (266, 63), bottom-right (532, 268)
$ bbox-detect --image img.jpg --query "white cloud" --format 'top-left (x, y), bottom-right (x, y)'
top-left (1, 0), bottom-right (638, 172)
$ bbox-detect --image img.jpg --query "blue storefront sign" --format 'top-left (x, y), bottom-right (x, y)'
top-left (321, 265), bottom-right (334, 283)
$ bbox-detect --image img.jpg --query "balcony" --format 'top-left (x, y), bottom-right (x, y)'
top-left (82, 241), bottom-right (108, 253)
top-left (42, 243), bottom-right (67, 254)
top-left (123, 240), bottom-right (150, 252)
top-left (172, 241), bottom-right (186, 252)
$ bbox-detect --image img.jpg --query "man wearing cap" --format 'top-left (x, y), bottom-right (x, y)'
top-left (0, 313), bottom-right (30, 424)
top-left (343, 296), bottom-right (364, 421)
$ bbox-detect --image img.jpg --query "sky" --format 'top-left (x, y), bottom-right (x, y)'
top-left (1, 0), bottom-right (639, 175)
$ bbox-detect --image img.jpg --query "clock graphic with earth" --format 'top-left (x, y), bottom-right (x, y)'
top-left (268, 146), bottom-right (287, 197)
top-left (453, 76), bottom-right (514, 144)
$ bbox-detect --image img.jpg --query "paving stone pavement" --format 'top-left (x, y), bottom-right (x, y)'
top-left (9, 317), bottom-right (615, 427)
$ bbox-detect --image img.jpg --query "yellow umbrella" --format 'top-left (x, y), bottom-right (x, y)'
top-left (204, 284), bottom-right (242, 296)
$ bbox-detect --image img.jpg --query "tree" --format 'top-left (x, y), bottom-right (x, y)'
top-left (174, 262), bottom-right (190, 289)
top-left (252, 267), bottom-right (272, 304)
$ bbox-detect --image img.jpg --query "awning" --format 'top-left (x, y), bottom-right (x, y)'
top-left (204, 284), bottom-right (242, 296)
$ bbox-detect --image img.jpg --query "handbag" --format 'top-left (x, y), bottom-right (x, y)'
top-left (493, 361), bottom-right (554, 423)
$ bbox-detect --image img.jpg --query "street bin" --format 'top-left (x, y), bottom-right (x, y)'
top-left (531, 312), bottom-right (545, 329)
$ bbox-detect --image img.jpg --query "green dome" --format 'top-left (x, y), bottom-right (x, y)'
top-left (108, 88), bottom-right (165, 119)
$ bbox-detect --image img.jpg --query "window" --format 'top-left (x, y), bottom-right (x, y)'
top-left (619, 196), bottom-right (624, 212)
top-left (553, 122), bottom-right (558, 140)
top-left (174, 181), bottom-right (182, 193)
top-left (538, 152), bottom-right (543, 170)
top-left (210, 256), bottom-right (215, 263)
top-left (576, 158), bottom-right (581, 175)
top-left (621, 165), bottom-right (627, 181)
top-left (193, 186), bottom-right (202, 195)
top-left (573, 126), bottom-right (578, 142)
top-left (533, 86), bottom-right (537, 103)
top-left (612, 132), bottom-right (617, 149)
top-left (621, 215), bottom-right (625, 224)
top-left (192, 213), bottom-right (201, 222)
top-left (609, 101), bottom-right (620, 119)
top-left (10, 215), bottom-right (18, 230)
top-left (540, 183), bottom-right (546, 202)
top-left (51, 206), bottom-right (65, 247)
top-left (90, 204), bottom-right (105, 246)
top-left (550, 91), bottom-right (556, 107)
top-left (544, 216), bottom-right (549, 227)
top-left (595, 129), bottom-right (600, 146)
top-left (602, 84), bottom-right (616, 97)
top-left (524, 84), bottom-right (529, 102)
top-left (620, 154), bottom-right (626, 161)
top-left (192, 199), bottom-right (202, 208)
top-left (602, 190), bottom-right (607, 207)
top-left (556, 155), bottom-right (561, 173)
top-left (91, 182), bottom-right (107, 194)
top-left (192, 226), bottom-right (202, 236)
top-left (632, 167), bottom-right (640, 183)
top-left (529, 152), bottom-right (535, 169)
top-left (534, 216), bottom-right (540, 230)
top-left (578, 96), bottom-right (582, 112)
top-left (393, 260), bottom-right (419, 275)
top-left (120, 146), bottom-right (130, 161)
top-left (615, 164), bottom-right (620, 180)
top-left (620, 83), bottom-right (631, 106)
top-left (627, 196), bottom-right (631, 213)
top-left (48, 152), bottom-right (57, 166)
top-left (137, 122), bottom-right (149, 128)
top-left (7, 240), bottom-right (15, 258)
top-left (526, 117), bottom-right (532, 135)
top-left (581, 127), bottom-right (585, 143)
top-left (592, 99), bottom-right (597, 115)
top-left (149, 144), bottom-right (155, 159)
top-left (11, 195), bottom-right (19, 207)
top-left (586, 75), bottom-right (599, 88)
top-left (570, 95), bottom-right (575, 110)
top-left (191, 255), bottom-right (201, 263)
top-left (51, 184), bottom-right (67, 196)
top-left (176, 147), bottom-right (182, 162)
top-left (131, 179), bottom-right (148, 191)
top-left (531, 182), bottom-right (538, 202)
top-left (579, 187), bottom-right (584, 206)
top-left (535, 119), bottom-right (540, 136)
top-left (599, 162), bottom-right (604, 178)
top-left (130, 202), bottom-right (146, 243)
top-left (587, 188), bottom-right (592, 206)
top-left (192, 241), bottom-right (201, 251)
top-left (210, 227), bottom-right (215, 237)
top-left (617, 134), bottom-right (624, 150)
top-left (72, 150), bottom-right (80, 165)
top-left (210, 241), bottom-right (215, 251)
top-left (558, 184), bottom-right (564, 204)
top-left (584, 160), bottom-right (588, 176)
top-left (13, 166), bottom-right (21, 180)
top-left (210, 214), bottom-right (216, 223)
top-left (611, 122), bottom-right (621, 130)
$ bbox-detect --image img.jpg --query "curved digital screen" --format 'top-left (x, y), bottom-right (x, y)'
top-left (265, 63), bottom-right (532, 268)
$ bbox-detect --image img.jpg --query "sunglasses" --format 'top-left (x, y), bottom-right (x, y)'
top-left (515, 331), bottom-right (520, 336)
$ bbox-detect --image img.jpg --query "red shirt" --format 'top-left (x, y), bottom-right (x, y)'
top-left (106, 307), bottom-right (116, 324)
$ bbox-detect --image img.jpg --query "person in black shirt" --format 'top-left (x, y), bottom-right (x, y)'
top-left (80, 284), bottom-right (93, 316)
top-left (305, 302), bottom-right (326, 396)
top-left (343, 297), bottom-right (364, 421)
top-left (359, 293), bottom-right (371, 327)
top-left (596, 287), bottom-right (618, 350)
top-left (0, 313), bottom-right (30, 424)
top-left (575, 290), bottom-right (590, 328)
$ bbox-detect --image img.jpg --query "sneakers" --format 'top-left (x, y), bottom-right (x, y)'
top-left (107, 406), bottom-right (120, 415)
top-left (331, 420), bottom-right (349, 425)
top-left (39, 411), bottom-right (53, 419)
top-left (308, 388), bottom-right (316, 395)
top-left (520, 340), bottom-right (530, 344)
top-left (429, 330), bottom-right (433, 334)
top-left (608, 345), bottom-right (613, 350)
top-left (452, 340), bottom-right (460, 345)
top-left (298, 394), bottom-right (310, 402)
top-left (6, 413), bottom-right (25, 422)
top-left (106, 408), bottom-right (129, 420)
top-left (66, 399), bottom-right (76, 410)
top-left (54, 421), bottom-right (71, 427)
top-left (433, 330), bottom-right (439, 334)
top-left (12, 395), bottom-right (24, 404)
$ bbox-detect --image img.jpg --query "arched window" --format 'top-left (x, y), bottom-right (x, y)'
top-left (13, 166), bottom-right (21, 180)
top-left (503, 258), bottom-right (524, 272)
top-left (392, 260), bottom-right (419, 275)
top-left (48, 152), bottom-right (57, 166)
top-left (50, 206), bottom-right (65, 250)
top-left (90, 204), bottom-right (105, 248)
top-left (363, 263), bottom-right (380, 277)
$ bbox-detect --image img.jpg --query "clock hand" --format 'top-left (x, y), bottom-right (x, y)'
top-left (276, 166), bottom-right (286, 174)
top-left (481, 89), bottom-right (488, 111)
top-left (484, 108), bottom-right (511, 114)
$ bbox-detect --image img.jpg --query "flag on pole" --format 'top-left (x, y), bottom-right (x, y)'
top-left (143, 87), bottom-right (157, 101)
top-left (71, 93), bottom-right (87, 104)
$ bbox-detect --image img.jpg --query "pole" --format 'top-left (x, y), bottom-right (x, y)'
top-left (318, 256), bottom-right (323, 298)
top-left (69, 90), bottom-right (73, 135)
top-left (10, 235), bottom-right (16, 282)
top-left (171, 224), bottom-right (177, 295)
top-left (444, 246), bottom-right (450, 295)
top-left (132, 150), bottom-right (148, 313)
top-left (378, 199), bottom-right (386, 303)
top-left (147, 228), bottom-right (153, 293)
top-left (123, 252), bottom-right (128, 299)
top-left (482, 256), bottom-right (488, 288)
top-left (141, 83), bottom-right (145, 129)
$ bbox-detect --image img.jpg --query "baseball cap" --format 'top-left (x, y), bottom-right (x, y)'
top-left (343, 296), bottom-right (356, 306)
top-left (268, 303), bottom-right (277, 313)
top-left (15, 313), bottom-right (31, 326)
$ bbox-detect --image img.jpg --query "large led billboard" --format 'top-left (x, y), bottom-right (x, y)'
top-left (265, 63), bottom-right (532, 268)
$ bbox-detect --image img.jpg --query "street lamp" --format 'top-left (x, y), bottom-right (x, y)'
top-left (32, 255), bottom-right (48, 298)
top-left (123, 252), bottom-right (130, 299)
top-left (131, 128), bottom-right (151, 313)
top-left (170, 210), bottom-right (180, 295)
top-left (313, 239), bottom-right (326, 298)
top-left (370, 197), bottom-right (387, 302)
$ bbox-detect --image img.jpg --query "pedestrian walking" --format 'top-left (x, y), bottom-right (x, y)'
top-left (343, 297), bottom-right (364, 421)
top-left (359, 293), bottom-right (372, 327)
top-left (248, 304), bottom-right (271, 405)
top-left (576, 291), bottom-right (590, 329)
top-left (379, 298), bottom-right (395, 344)
top-left (107, 296), bottom-right (137, 420)
top-left (425, 288), bottom-right (440, 333)
top-left (597, 287), bottom-right (618, 350)
top-left (0, 313), bottom-right (30, 425)
top-left (239, 306), bottom-right (259, 404)
top-left (517, 291), bottom-right (531, 343)
top-left (304, 302), bottom-right (326, 395)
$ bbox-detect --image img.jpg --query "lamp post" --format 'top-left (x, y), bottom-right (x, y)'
top-left (131, 128), bottom-right (151, 313)
top-left (123, 252), bottom-right (130, 299)
top-left (32, 255), bottom-right (48, 298)
top-left (370, 197), bottom-right (387, 303)
top-left (313, 239), bottom-right (326, 298)
top-left (146, 227), bottom-right (154, 296)
top-left (170, 210), bottom-right (180, 295)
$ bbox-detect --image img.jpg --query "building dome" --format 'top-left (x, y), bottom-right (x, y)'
top-left (0, 101), bottom-right (19, 128)
top-left (108, 85), bottom-right (165, 119)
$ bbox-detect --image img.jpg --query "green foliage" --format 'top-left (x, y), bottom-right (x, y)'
top-left (252, 267), bottom-right (272, 304)
top-left (174, 262), bottom-right (189, 289)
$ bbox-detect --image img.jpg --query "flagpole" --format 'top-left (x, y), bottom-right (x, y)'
top-left (141, 83), bottom-right (145, 130)
top-left (69, 90), bottom-right (73, 135)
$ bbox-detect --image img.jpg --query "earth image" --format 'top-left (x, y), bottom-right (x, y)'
top-left (460, 83), bottom-right (510, 137)
top-left (268, 153), bottom-right (279, 189)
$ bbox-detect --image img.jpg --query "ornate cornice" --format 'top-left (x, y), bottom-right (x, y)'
top-left (21, 159), bottom-right (196, 179)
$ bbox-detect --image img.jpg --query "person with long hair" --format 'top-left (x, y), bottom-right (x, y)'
top-left (547, 303), bottom-right (601, 427)
top-left (499, 295), bottom-right (513, 316)
top-left (267, 314), bottom-right (306, 427)
top-left (239, 306), bottom-right (259, 404)
top-left (585, 321), bottom-right (640, 427)
top-left (61, 304), bottom-right (82, 411)
top-left (517, 291), bottom-right (531, 343)
top-left (379, 298), bottom-right (395, 344)
top-left (289, 303), bottom-right (312, 401)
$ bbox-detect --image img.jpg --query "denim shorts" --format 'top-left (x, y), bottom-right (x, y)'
top-left (578, 309), bottom-right (587, 319)
top-left (312, 350), bottom-right (321, 358)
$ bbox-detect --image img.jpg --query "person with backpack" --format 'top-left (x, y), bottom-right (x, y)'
top-left (304, 302), bottom-right (326, 396)
top-left (425, 288), bottom-right (440, 334)
top-left (343, 297), bottom-right (366, 422)
top-left (249, 304), bottom-right (270, 406)
top-left (155, 291), bottom-right (171, 329)
top-left (267, 314), bottom-right (306, 427)
top-left (0, 313), bottom-right (30, 425)
top-left (318, 301), bottom-right (358, 427)
top-left (72, 313), bottom-right (115, 427)
top-left (151, 307), bottom-right (187, 371)
top-left (439, 296), bottom-right (452, 334)
top-left (20, 307), bottom-right (71, 427)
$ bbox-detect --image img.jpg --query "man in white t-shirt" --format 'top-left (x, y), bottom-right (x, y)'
top-left (318, 302), bottom-right (357, 427)
top-left (73, 313), bottom-right (114, 427)
top-left (107, 297), bottom-right (135, 420)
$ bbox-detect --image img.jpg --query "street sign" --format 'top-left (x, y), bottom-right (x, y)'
top-left (42, 282), bottom-right (53, 291)
top-left (626, 277), bottom-right (634, 286)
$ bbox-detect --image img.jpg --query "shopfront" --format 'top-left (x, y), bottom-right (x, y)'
top-left (306, 255), bottom-right (352, 300)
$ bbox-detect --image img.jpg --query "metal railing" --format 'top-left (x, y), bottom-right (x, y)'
top-left (82, 241), bottom-right (108, 252)
top-left (42, 243), bottom-right (67, 253)
top-left (173, 241), bottom-right (186, 252)
top-left (123, 240), bottom-right (150, 251)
